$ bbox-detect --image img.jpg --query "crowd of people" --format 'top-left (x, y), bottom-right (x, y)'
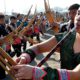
top-left (0, 12), bottom-right (48, 79)
top-left (0, 3), bottom-right (80, 80)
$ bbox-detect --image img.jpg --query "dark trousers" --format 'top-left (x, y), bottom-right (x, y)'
top-left (12, 44), bottom-right (22, 57)
top-left (21, 39), bottom-right (26, 51)
top-left (0, 65), bottom-right (6, 79)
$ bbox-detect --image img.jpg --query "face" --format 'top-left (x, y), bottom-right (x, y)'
top-left (75, 15), bottom-right (80, 33)
top-left (0, 18), bottom-right (5, 24)
top-left (11, 19), bottom-right (17, 23)
top-left (68, 9), bottom-right (77, 21)
top-left (18, 15), bottom-right (22, 20)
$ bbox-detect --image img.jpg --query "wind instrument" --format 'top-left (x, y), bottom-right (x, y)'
top-left (0, 47), bottom-right (17, 80)
top-left (44, 0), bottom-right (59, 33)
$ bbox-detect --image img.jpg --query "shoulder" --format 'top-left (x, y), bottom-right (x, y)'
top-left (60, 22), bottom-right (68, 28)
top-left (76, 33), bottom-right (80, 40)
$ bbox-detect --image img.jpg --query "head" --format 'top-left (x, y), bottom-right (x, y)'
top-left (0, 14), bottom-right (5, 24)
top-left (17, 14), bottom-right (22, 20)
top-left (74, 15), bottom-right (80, 33)
top-left (68, 4), bottom-right (80, 22)
top-left (10, 16), bottom-right (17, 24)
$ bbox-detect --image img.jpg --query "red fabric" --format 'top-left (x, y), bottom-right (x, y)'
top-left (32, 67), bottom-right (47, 80)
top-left (26, 29), bottom-right (33, 35)
top-left (6, 44), bottom-right (11, 51)
top-left (13, 37), bottom-right (21, 45)
top-left (34, 26), bottom-right (39, 33)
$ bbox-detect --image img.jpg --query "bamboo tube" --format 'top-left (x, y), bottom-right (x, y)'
top-left (0, 47), bottom-right (17, 65)
top-left (44, 0), bottom-right (59, 33)
top-left (0, 55), bottom-right (11, 69)
top-left (0, 61), bottom-right (16, 80)
top-left (15, 5), bottom-right (33, 33)
top-left (18, 7), bottom-right (37, 36)
top-left (25, 37), bottom-right (39, 44)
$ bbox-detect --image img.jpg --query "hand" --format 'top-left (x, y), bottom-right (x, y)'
top-left (16, 53), bottom-right (31, 64)
top-left (11, 65), bottom-right (33, 80)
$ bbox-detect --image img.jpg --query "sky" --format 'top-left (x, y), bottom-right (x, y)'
top-left (0, 0), bottom-right (80, 14)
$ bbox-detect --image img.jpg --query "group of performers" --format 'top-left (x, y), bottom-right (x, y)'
top-left (0, 11), bottom-right (47, 79)
top-left (0, 2), bottom-right (80, 80)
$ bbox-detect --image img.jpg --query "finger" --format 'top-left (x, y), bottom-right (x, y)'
top-left (12, 65), bottom-right (22, 70)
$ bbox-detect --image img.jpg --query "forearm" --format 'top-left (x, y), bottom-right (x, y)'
top-left (32, 67), bottom-right (80, 80)
top-left (69, 70), bottom-right (77, 80)
top-left (27, 35), bottom-right (57, 54)
top-left (20, 36), bottom-right (58, 63)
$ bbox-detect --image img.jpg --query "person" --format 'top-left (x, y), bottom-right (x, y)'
top-left (11, 13), bottom-right (80, 80)
top-left (10, 16), bottom-right (22, 57)
top-left (0, 13), bottom-right (9, 79)
top-left (15, 11), bottom-right (80, 70)
top-left (31, 22), bottom-right (41, 45)
top-left (59, 3), bottom-right (80, 32)
top-left (12, 64), bottom-right (80, 80)
top-left (17, 14), bottom-right (28, 51)
top-left (6, 16), bottom-right (22, 57)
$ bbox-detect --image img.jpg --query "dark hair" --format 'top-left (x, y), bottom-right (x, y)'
top-left (0, 14), bottom-right (5, 19)
top-left (68, 4), bottom-right (80, 10)
top-left (17, 14), bottom-right (20, 18)
top-left (10, 16), bottom-right (16, 20)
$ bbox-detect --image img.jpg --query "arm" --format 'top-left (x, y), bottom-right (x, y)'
top-left (28, 35), bottom-right (58, 54)
top-left (12, 64), bottom-right (80, 80)
top-left (16, 35), bottom-right (58, 64)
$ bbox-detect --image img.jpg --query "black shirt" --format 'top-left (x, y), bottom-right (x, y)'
top-left (0, 24), bottom-right (8, 37)
top-left (60, 22), bottom-right (74, 32)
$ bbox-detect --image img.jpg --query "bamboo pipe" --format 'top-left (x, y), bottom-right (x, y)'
top-left (44, 0), bottom-right (59, 33)
top-left (0, 55), bottom-right (17, 78)
top-left (15, 5), bottom-right (33, 33)
top-left (0, 55), bottom-right (11, 69)
top-left (19, 15), bottom-right (43, 44)
top-left (0, 61), bottom-right (16, 80)
top-left (18, 8), bottom-right (37, 40)
top-left (0, 47), bottom-right (17, 65)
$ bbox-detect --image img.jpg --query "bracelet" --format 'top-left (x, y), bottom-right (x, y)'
top-left (57, 69), bottom-right (70, 80)
top-left (25, 49), bottom-right (36, 62)
top-left (66, 70), bottom-right (70, 80)
top-left (32, 67), bottom-right (47, 80)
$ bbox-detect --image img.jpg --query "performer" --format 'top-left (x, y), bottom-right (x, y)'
top-left (17, 14), bottom-right (28, 51)
top-left (60, 3), bottom-right (80, 32)
top-left (31, 22), bottom-right (41, 45)
top-left (10, 16), bottom-right (22, 57)
top-left (0, 14), bottom-right (8, 79)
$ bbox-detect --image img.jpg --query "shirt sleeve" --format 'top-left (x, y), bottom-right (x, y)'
top-left (43, 67), bottom-right (59, 80)
top-left (55, 32), bottom-right (67, 42)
